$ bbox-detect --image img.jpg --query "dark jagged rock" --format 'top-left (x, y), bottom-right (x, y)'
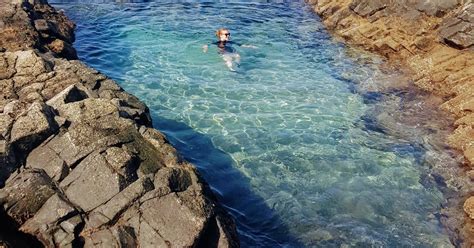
top-left (0, 169), bottom-right (57, 225)
top-left (0, 0), bottom-right (239, 247)
top-left (20, 193), bottom-right (79, 247)
top-left (416, 0), bottom-right (461, 17)
top-left (349, 0), bottom-right (388, 17)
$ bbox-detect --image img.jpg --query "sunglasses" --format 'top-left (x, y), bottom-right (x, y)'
top-left (222, 33), bottom-right (231, 36)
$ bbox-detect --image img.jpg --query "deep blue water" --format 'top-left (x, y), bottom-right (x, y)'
top-left (51, 1), bottom-right (461, 247)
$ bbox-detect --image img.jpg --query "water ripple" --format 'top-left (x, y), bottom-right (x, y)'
top-left (51, 1), bottom-right (465, 247)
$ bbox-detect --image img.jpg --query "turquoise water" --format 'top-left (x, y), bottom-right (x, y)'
top-left (52, 1), bottom-right (461, 247)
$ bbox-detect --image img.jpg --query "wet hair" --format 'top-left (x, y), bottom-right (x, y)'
top-left (215, 28), bottom-right (229, 37)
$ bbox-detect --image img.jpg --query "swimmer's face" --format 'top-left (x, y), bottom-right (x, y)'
top-left (218, 29), bottom-right (231, 42)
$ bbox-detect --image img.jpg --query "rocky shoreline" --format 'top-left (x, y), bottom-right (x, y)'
top-left (306, 0), bottom-right (474, 246)
top-left (0, 0), bottom-right (239, 247)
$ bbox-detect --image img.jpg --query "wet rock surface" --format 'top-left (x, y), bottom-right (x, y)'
top-left (0, 0), bottom-right (239, 247)
top-left (307, 0), bottom-right (473, 246)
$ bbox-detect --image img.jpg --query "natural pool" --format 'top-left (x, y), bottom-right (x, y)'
top-left (52, 1), bottom-right (463, 247)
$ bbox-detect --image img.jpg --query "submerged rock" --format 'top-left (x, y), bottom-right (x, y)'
top-left (0, 0), bottom-right (239, 247)
top-left (464, 196), bottom-right (474, 220)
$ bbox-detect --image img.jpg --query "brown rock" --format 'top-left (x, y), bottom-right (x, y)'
top-left (0, 53), bottom-right (16, 80)
top-left (350, 0), bottom-right (388, 17)
top-left (439, 3), bottom-right (474, 49)
top-left (416, 0), bottom-right (461, 17)
top-left (46, 84), bottom-right (90, 110)
top-left (464, 197), bottom-right (474, 219)
top-left (465, 144), bottom-right (474, 165)
top-left (48, 39), bottom-right (78, 59)
top-left (33, 19), bottom-right (50, 32)
top-left (0, 114), bottom-right (14, 140)
top-left (14, 50), bottom-right (51, 78)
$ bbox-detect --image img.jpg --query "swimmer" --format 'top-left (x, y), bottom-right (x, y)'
top-left (202, 28), bottom-right (257, 71)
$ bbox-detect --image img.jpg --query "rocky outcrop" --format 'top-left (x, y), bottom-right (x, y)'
top-left (306, 0), bottom-right (473, 246)
top-left (0, 1), bottom-right (239, 247)
top-left (439, 3), bottom-right (474, 49)
top-left (0, 0), bottom-right (77, 59)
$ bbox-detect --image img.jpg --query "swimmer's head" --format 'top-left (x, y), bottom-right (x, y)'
top-left (216, 28), bottom-right (231, 42)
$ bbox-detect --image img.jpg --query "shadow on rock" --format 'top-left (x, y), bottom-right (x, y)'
top-left (152, 113), bottom-right (303, 247)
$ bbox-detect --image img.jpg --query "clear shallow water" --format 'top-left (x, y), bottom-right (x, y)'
top-left (52, 1), bottom-right (462, 247)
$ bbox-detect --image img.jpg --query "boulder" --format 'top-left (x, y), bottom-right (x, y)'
top-left (112, 225), bottom-right (139, 247)
top-left (45, 116), bottom-right (136, 167)
top-left (14, 50), bottom-right (51, 78)
top-left (46, 84), bottom-right (90, 110)
top-left (48, 39), bottom-right (78, 59)
top-left (33, 19), bottom-right (50, 32)
top-left (350, 0), bottom-right (388, 17)
top-left (0, 2), bottom-right (39, 51)
top-left (416, 0), bottom-right (461, 17)
top-left (0, 169), bottom-right (56, 225)
top-left (464, 196), bottom-right (474, 219)
top-left (439, 3), bottom-right (474, 49)
top-left (112, 92), bottom-right (151, 126)
top-left (26, 144), bottom-right (69, 181)
top-left (55, 98), bottom-right (118, 123)
top-left (140, 193), bottom-right (210, 247)
top-left (86, 176), bottom-right (154, 229)
top-left (138, 220), bottom-right (169, 247)
top-left (10, 101), bottom-right (58, 155)
top-left (20, 194), bottom-right (78, 236)
top-left (103, 146), bottom-right (139, 179)
top-left (140, 127), bottom-right (180, 167)
top-left (60, 152), bottom-right (123, 212)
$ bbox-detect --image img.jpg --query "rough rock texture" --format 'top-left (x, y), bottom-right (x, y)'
top-left (0, 0), bottom-right (77, 59)
top-left (0, 0), bottom-right (239, 247)
top-left (306, 0), bottom-right (473, 246)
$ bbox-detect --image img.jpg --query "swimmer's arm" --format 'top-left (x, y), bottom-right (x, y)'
top-left (240, 44), bottom-right (258, 49)
top-left (236, 41), bottom-right (257, 49)
top-left (202, 44), bottom-right (208, 53)
top-left (230, 41), bottom-right (256, 48)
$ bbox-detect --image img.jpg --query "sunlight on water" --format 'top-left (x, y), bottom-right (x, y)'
top-left (52, 1), bottom-right (460, 247)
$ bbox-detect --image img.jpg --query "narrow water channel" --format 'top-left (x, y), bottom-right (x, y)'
top-left (52, 1), bottom-right (464, 247)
